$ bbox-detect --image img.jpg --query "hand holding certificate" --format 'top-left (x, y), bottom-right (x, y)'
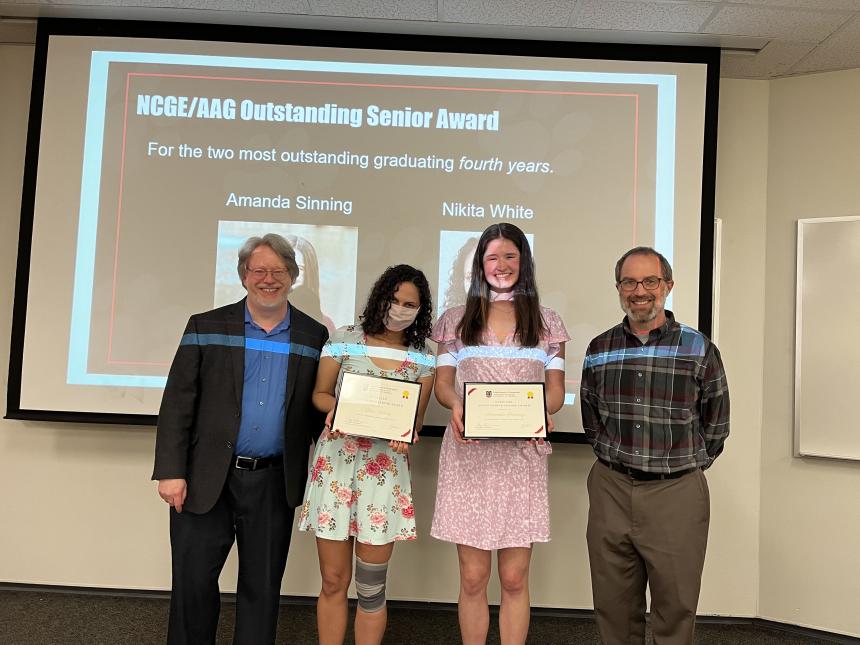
top-left (331, 372), bottom-right (422, 443)
top-left (463, 382), bottom-right (548, 439)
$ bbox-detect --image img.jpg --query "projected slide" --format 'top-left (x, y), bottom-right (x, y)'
top-left (214, 221), bottom-right (358, 334)
top-left (15, 31), bottom-right (710, 432)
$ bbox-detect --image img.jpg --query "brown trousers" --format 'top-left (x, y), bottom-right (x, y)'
top-left (586, 460), bottom-right (710, 645)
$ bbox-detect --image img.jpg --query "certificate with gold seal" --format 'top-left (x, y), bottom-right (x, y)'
top-left (463, 382), bottom-right (547, 439)
top-left (331, 372), bottom-right (422, 443)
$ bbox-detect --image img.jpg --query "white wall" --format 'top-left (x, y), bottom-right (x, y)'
top-left (703, 78), bottom-right (770, 618)
top-left (5, 41), bottom-right (852, 636)
top-left (758, 69), bottom-right (860, 637)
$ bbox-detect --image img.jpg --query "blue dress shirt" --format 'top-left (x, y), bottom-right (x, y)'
top-left (235, 303), bottom-right (291, 457)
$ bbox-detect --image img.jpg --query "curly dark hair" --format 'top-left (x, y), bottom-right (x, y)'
top-left (359, 264), bottom-right (433, 350)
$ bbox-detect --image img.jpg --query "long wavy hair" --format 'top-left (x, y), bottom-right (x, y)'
top-left (456, 223), bottom-right (546, 348)
top-left (443, 236), bottom-right (479, 310)
top-left (359, 265), bottom-right (433, 350)
top-left (282, 234), bottom-right (324, 322)
top-left (285, 234), bottom-right (321, 293)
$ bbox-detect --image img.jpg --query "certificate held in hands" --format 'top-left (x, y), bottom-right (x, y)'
top-left (332, 372), bottom-right (422, 443)
top-left (463, 382), bottom-right (547, 439)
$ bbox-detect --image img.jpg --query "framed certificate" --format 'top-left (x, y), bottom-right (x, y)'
top-left (331, 372), bottom-right (422, 443)
top-left (463, 382), bottom-right (547, 439)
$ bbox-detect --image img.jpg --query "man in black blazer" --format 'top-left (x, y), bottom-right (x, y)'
top-left (153, 233), bottom-right (328, 645)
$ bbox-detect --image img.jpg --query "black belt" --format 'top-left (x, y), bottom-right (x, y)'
top-left (233, 454), bottom-right (283, 471)
top-left (598, 458), bottom-right (697, 481)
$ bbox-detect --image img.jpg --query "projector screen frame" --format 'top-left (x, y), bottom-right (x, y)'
top-left (5, 18), bottom-right (720, 443)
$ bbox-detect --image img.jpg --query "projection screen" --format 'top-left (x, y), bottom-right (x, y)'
top-left (7, 20), bottom-right (719, 438)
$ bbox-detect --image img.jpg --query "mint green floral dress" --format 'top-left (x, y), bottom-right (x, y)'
top-left (298, 325), bottom-right (435, 544)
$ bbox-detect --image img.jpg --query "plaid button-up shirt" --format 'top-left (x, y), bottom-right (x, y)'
top-left (580, 311), bottom-right (729, 473)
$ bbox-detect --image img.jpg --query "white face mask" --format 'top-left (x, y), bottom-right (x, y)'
top-left (383, 303), bottom-right (419, 332)
top-left (489, 289), bottom-right (516, 302)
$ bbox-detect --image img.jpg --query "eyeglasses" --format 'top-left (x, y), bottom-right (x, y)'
top-left (246, 266), bottom-right (289, 280)
top-left (617, 277), bottom-right (664, 292)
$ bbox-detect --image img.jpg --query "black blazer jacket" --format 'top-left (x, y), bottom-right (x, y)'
top-left (152, 299), bottom-right (328, 513)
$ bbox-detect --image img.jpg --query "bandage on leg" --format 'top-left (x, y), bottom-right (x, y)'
top-left (354, 556), bottom-right (388, 613)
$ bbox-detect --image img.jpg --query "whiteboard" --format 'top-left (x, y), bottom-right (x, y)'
top-left (795, 216), bottom-right (860, 460)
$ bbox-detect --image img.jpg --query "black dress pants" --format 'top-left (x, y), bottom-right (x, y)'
top-left (167, 464), bottom-right (295, 645)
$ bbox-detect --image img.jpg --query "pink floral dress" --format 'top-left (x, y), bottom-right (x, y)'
top-left (430, 306), bottom-right (569, 550)
top-left (298, 325), bottom-right (435, 544)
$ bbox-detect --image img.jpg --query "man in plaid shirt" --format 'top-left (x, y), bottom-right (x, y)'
top-left (580, 246), bottom-right (729, 645)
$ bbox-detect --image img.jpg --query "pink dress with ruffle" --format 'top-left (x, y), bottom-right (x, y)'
top-left (430, 306), bottom-right (569, 550)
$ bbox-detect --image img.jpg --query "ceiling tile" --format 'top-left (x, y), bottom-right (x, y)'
top-left (720, 39), bottom-right (816, 78)
top-left (30, 0), bottom-right (311, 11)
top-left (704, 5), bottom-right (850, 40)
top-left (309, 0), bottom-right (436, 21)
top-left (570, 0), bottom-right (717, 33)
top-left (205, 0), bottom-right (308, 10)
top-left (728, 0), bottom-right (860, 10)
top-left (439, 1), bottom-right (574, 27)
top-left (3, 0), bottom-right (858, 78)
top-left (791, 15), bottom-right (860, 73)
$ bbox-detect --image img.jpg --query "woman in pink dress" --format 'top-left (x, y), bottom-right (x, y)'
top-left (431, 223), bottom-right (569, 645)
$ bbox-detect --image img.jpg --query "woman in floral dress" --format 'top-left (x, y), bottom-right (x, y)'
top-left (431, 223), bottom-right (569, 645)
top-left (298, 264), bottom-right (435, 645)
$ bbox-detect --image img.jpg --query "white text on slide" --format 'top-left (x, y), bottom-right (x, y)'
top-left (441, 201), bottom-right (535, 219)
top-left (136, 95), bottom-right (501, 131)
top-left (145, 142), bottom-right (554, 177)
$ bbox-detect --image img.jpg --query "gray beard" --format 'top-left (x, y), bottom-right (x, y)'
top-left (622, 302), bottom-right (659, 323)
